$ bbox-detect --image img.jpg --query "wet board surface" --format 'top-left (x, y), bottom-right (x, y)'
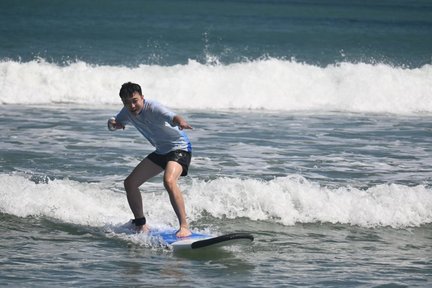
top-left (151, 230), bottom-right (254, 251)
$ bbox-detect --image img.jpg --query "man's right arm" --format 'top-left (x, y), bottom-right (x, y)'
top-left (107, 117), bottom-right (125, 131)
top-left (107, 108), bottom-right (128, 131)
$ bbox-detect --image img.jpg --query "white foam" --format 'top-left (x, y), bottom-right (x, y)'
top-left (1, 173), bottom-right (431, 228)
top-left (0, 173), bottom-right (187, 228)
top-left (186, 176), bottom-right (432, 228)
top-left (1, 59), bottom-right (431, 114)
top-left (0, 174), bottom-right (130, 226)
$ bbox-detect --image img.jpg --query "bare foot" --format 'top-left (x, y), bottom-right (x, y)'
top-left (176, 226), bottom-right (192, 238)
top-left (136, 224), bottom-right (150, 234)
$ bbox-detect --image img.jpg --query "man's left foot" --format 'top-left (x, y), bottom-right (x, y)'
top-left (176, 226), bottom-right (192, 238)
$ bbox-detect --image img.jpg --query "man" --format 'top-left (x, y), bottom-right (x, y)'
top-left (108, 82), bottom-right (192, 237)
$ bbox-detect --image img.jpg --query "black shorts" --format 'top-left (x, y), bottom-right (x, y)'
top-left (147, 150), bottom-right (192, 176)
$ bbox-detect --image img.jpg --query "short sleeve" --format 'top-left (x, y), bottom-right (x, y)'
top-left (149, 100), bottom-right (176, 126)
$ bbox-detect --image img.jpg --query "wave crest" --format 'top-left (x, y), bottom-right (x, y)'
top-left (1, 173), bottom-right (431, 228)
top-left (1, 59), bottom-right (431, 114)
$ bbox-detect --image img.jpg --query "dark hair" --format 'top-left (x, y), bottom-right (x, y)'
top-left (119, 82), bottom-right (142, 99)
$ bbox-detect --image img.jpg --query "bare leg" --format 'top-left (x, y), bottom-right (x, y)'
top-left (124, 157), bottom-right (163, 232)
top-left (163, 161), bottom-right (191, 237)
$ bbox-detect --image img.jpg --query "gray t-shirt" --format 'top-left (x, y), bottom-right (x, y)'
top-left (115, 99), bottom-right (192, 154)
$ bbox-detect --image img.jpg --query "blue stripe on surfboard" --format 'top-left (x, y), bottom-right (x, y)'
top-left (150, 230), bottom-right (211, 245)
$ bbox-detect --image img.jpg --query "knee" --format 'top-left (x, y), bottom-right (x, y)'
top-left (124, 176), bottom-right (136, 192)
top-left (163, 176), bottom-right (177, 191)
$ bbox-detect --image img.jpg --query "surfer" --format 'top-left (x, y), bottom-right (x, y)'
top-left (107, 82), bottom-right (192, 238)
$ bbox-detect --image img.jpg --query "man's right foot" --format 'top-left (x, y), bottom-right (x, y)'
top-left (136, 224), bottom-right (150, 234)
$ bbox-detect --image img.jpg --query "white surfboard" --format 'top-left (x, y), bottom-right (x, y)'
top-left (150, 229), bottom-right (254, 252)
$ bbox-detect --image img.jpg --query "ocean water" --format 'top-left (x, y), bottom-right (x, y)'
top-left (1, 0), bottom-right (432, 287)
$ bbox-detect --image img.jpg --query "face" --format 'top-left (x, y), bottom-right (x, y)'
top-left (122, 92), bottom-right (144, 115)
